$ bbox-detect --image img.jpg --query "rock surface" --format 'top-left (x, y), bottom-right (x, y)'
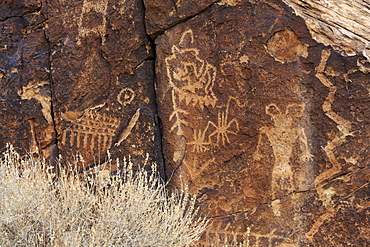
top-left (283, 0), bottom-right (370, 59)
top-left (0, 0), bottom-right (55, 158)
top-left (154, 0), bottom-right (370, 246)
top-left (1, 0), bottom-right (370, 246)
top-left (0, 0), bottom-right (162, 170)
top-left (46, 0), bottom-right (162, 169)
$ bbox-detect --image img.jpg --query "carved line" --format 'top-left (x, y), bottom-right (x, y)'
top-left (169, 89), bottom-right (190, 136)
top-left (201, 229), bottom-right (283, 247)
top-left (314, 49), bottom-right (353, 185)
top-left (115, 108), bottom-right (141, 147)
top-left (307, 49), bottom-right (354, 244)
top-left (187, 97), bottom-right (240, 152)
top-left (165, 29), bottom-right (218, 136)
top-left (208, 98), bottom-right (239, 147)
top-left (187, 123), bottom-right (211, 152)
top-left (62, 111), bottom-right (120, 152)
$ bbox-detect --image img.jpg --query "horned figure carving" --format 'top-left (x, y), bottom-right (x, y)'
top-left (253, 103), bottom-right (312, 198)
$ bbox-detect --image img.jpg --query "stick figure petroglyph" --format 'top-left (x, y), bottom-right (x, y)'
top-left (188, 125), bottom-right (211, 152)
top-left (253, 103), bottom-right (312, 197)
top-left (209, 99), bottom-right (239, 147)
top-left (187, 98), bottom-right (240, 152)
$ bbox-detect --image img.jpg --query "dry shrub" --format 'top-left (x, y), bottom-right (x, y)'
top-left (0, 144), bottom-right (208, 246)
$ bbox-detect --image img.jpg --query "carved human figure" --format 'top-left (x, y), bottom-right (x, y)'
top-left (253, 103), bottom-right (312, 197)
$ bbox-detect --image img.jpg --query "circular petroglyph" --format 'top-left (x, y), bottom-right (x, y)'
top-left (266, 28), bottom-right (308, 63)
top-left (117, 87), bottom-right (135, 106)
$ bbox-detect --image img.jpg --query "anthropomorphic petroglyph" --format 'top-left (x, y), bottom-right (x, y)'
top-left (253, 103), bottom-right (312, 197)
top-left (77, 0), bottom-right (108, 45)
top-left (187, 98), bottom-right (240, 152)
top-left (166, 29), bottom-right (218, 136)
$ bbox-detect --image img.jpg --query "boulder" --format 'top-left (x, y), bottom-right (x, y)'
top-left (0, 0), bottom-right (162, 171)
top-left (1, 0), bottom-right (369, 246)
top-left (154, 0), bottom-right (370, 245)
top-left (0, 0), bottom-right (55, 158)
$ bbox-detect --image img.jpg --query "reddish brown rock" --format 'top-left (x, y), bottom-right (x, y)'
top-left (45, 0), bottom-right (161, 169)
top-left (154, 0), bottom-right (370, 246)
top-left (1, 0), bottom-right (370, 246)
top-left (144, 0), bottom-right (218, 37)
top-left (0, 1), bottom-right (55, 158)
top-left (1, 0), bottom-right (162, 171)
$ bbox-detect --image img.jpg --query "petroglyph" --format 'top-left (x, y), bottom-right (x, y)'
top-left (169, 91), bottom-right (190, 136)
top-left (305, 49), bottom-right (354, 245)
top-left (344, 57), bottom-right (370, 83)
top-left (18, 81), bottom-right (55, 155)
top-left (166, 29), bottom-right (217, 135)
top-left (187, 124), bottom-right (211, 152)
top-left (61, 110), bottom-right (120, 152)
top-left (253, 103), bottom-right (312, 197)
top-left (209, 99), bottom-right (240, 147)
top-left (187, 99), bottom-right (240, 152)
top-left (314, 49), bottom-right (353, 185)
top-left (62, 107), bottom-right (142, 152)
top-left (266, 28), bottom-right (308, 64)
top-left (117, 87), bottom-right (135, 106)
top-left (115, 108), bottom-right (140, 147)
top-left (305, 186), bottom-right (337, 243)
top-left (18, 81), bottom-right (52, 124)
top-left (77, 0), bottom-right (108, 45)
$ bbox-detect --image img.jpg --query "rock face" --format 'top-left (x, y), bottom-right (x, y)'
top-left (47, 0), bottom-right (161, 169)
top-left (1, 0), bottom-right (370, 246)
top-left (283, 0), bottom-right (370, 59)
top-left (0, 1), bottom-right (55, 158)
top-left (0, 0), bottom-right (162, 170)
top-left (153, 0), bottom-right (370, 246)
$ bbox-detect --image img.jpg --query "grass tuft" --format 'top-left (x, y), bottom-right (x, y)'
top-left (0, 144), bottom-right (208, 246)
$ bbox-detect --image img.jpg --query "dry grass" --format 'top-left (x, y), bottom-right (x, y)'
top-left (0, 144), bottom-right (209, 246)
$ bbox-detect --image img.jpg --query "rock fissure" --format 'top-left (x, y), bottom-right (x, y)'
top-left (0, 6), bottom-right (42, 22)
top-left (140, 0), bottom-right (167, 180)
top-left (44, 12), bottom-right (59, 164)
top-left (146, 0), bottom-right (221, 39)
